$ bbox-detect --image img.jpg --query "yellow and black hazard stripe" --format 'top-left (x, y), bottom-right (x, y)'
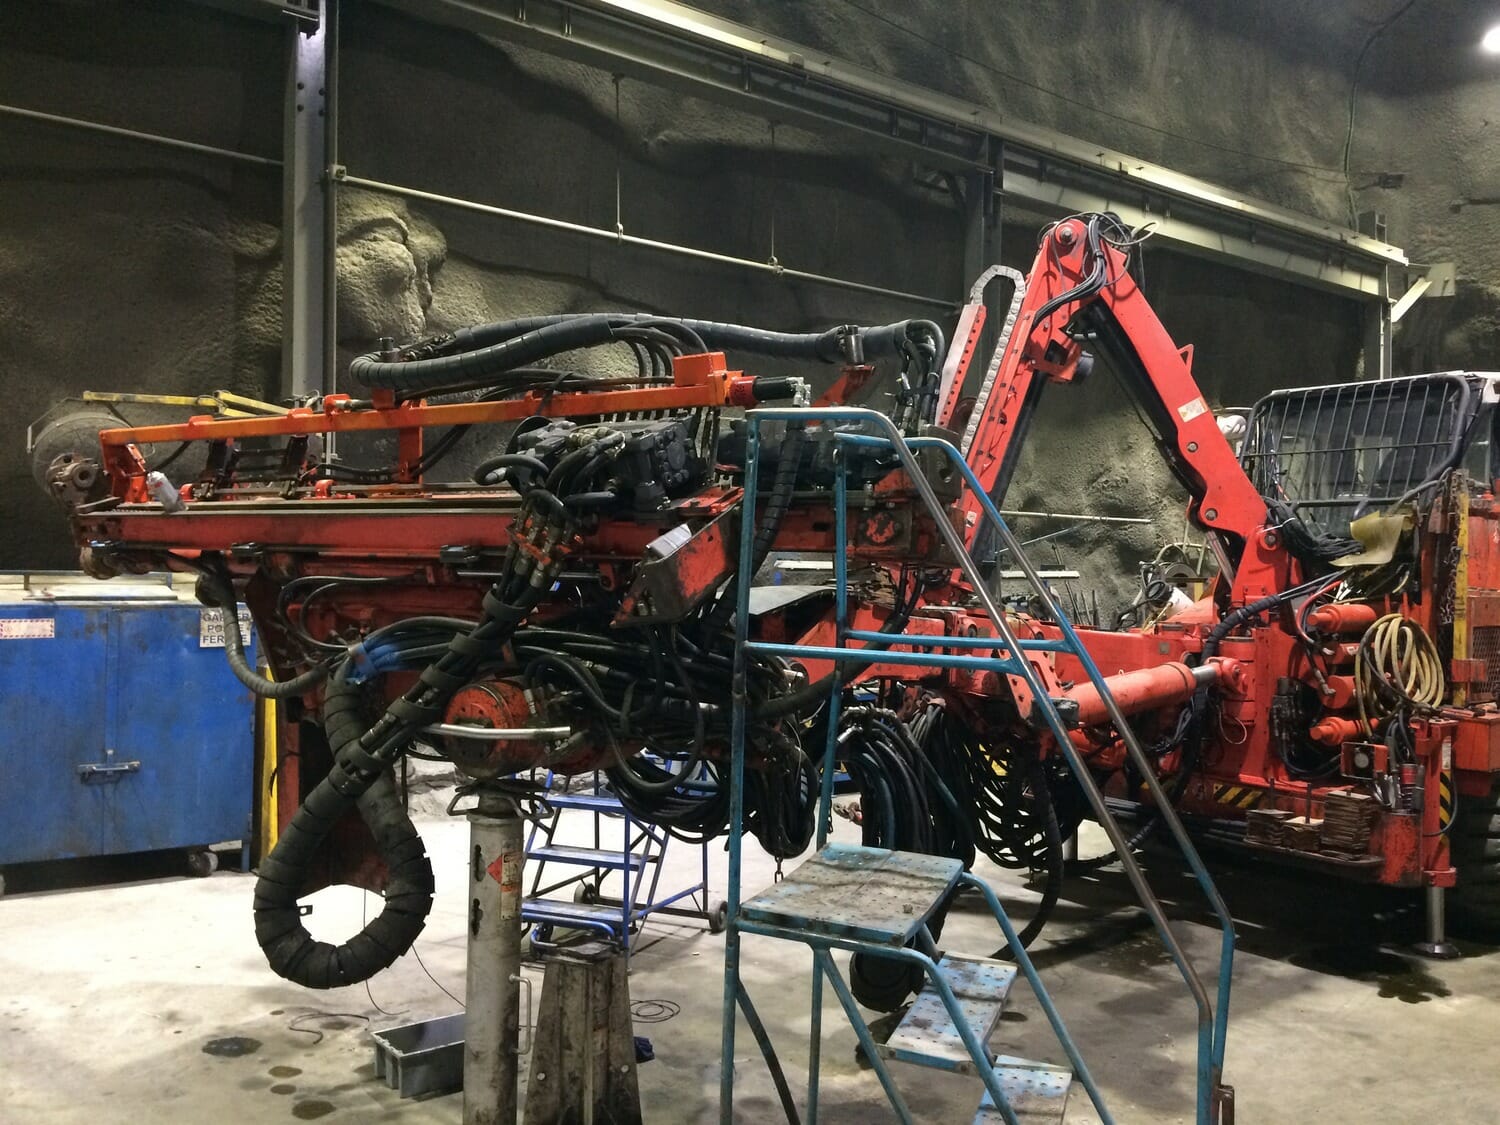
top-left (1213, 783), bottom-right (1264, 810)
top-left (1439, 768), bottom-right (1454, 831)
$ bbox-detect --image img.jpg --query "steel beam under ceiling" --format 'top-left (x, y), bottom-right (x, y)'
top-left (379, 0), bottom-right (1405, 299)
top-left (198, 0), bottom-right (319, 24)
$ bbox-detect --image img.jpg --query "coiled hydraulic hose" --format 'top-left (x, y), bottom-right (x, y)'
top-left (1355, 613), bottom-right (1445, 735)
top-left (253, 672), bottom-right (435, 988)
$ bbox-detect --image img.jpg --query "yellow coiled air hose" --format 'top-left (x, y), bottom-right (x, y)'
top-left (1354, 612), bottom-right (1446, 736)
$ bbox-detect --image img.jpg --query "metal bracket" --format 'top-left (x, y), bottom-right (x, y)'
top-left (510, 973), bottom-right (533, 1055)
top-left (77, 760), bottom-right (140, 782)
top-left (445, 783), bottom-right (555, 824)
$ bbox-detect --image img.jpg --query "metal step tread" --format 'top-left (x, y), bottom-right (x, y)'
top-left (543, 791), bottom-right (625, 813)
top-left (522, 898), bottom-right (627, 929)
top-left (739, 844), bottom-right (964, 944)
top-left (877, 954), bottom-right (1017, 1073)
top-left (975, 1056), bottom-right (1073, 1124)
top-left (528, 844), bottom-right (654, 870)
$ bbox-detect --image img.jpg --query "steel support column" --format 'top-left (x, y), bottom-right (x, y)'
top-left (1363, 265), bottom-right (1394, 380)
top-left (322, 0), bottom-right (340, 403)
top-left (282, 2), bottom-right (330, 401)
top-left (464, 788), bottom-right (527, 1125)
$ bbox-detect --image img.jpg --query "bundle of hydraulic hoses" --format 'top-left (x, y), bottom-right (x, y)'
top-left (1354, 612), bottom-right (1445, 736)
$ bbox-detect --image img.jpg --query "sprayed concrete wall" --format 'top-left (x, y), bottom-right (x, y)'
top-left (1, 0), bottom-right (1491, 610)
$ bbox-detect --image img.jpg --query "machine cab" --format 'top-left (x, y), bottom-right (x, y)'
top-left (1238, 371), bottom-right (1500, 535)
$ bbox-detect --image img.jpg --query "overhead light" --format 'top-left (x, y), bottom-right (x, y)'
top-left (1483, 24), bottom-right (1500, 53)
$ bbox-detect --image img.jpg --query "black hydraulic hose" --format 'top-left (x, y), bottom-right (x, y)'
top-left (253, 674), bottom-right (435, 989)
top-left (702, 422), bottom-right (806, 639)
top-left (1200, 593), bottom-right (1285, 662)
top-left (352, 316), bottom-right (621, 391)
top-left (631, 317), bottom-right (707, 354)
top-left (675, 317), bottom-right (944, 364)
top-left (253, 478), bottom-right (578, 988)
top-left (991, 747), bottom-right (1064, 960)
top-left (753, 600), bottom-right (915, 720)
top-left (254, 573), bottom-right (553, 988)
top-left (473, 453), bottom-right (550, 487)
top-left (351, 315), bottom-right (945, 392)
top-left (446, 314), bottom-right (942, 363)
top-left (206, 576), bottom-right (329, 699)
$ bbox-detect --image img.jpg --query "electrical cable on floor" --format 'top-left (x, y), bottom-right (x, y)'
top-left (629, 999), bottom-right (680, 1024)
top-left (361, 891), bottom-right (409, 1017)
top-left (285, 1011), bottom-right (371, 1046)
top-left (412, 943), bottom-right (464, 1008)
top-left (364, 980), bottom-right (405, 1019)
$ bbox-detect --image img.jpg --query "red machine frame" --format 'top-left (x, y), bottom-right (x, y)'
top-left (59, 215), bottom-right (1499, 912)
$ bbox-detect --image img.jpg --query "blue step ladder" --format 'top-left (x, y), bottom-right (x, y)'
top-left (721, 407), bottom-right (1236, 1125)
top-left (523, 770), bottom-right (727, 954)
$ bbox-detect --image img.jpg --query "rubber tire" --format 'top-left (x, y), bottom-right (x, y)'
top-left (573, 882), bottom-right (600, 905)
top-left (708, 900), bottom-right (729, 934)
top-left (186, 850), bottom-right (219, 878)
top-left (1450, 779), bottom-right (1500, 929)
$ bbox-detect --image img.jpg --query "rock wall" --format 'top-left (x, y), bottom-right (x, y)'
top-left (0, 1), bottom-right (283, 564)
top-left (1, 0), bottom-right (1491, 610)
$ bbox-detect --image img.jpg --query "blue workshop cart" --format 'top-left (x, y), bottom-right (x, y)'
top-left (0, 572), bottom-right (254, 892)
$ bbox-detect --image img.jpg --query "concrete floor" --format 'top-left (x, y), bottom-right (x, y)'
top-left (3, 807), bottom-right (1498, 1124)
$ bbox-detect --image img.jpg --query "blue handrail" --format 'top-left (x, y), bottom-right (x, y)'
top-left (721, 406), bottom-right (1233, 1125)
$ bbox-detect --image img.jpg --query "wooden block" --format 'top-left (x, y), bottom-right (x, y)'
top-left (1283, 816), bottom-right (1323, 851)
top-left (1245, 809), bottom-right (1293, 847)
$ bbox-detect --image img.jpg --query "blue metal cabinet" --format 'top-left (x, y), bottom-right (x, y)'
top-left (0, 577), bottom-right (253, 870)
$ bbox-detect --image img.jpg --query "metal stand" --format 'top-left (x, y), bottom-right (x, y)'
top-left (464, 786), bottom-right (528, 1125)
top-left (1413, 884), bottom-right (1461, 960)
top-left (524, 770), bottom-right (725, 956)
top-left (523, 939), bottom-right (642, 1125)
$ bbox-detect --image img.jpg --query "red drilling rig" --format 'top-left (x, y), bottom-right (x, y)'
top-left (37, 211), bottom-right (1500, 994)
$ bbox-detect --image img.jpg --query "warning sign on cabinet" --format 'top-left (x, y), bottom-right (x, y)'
top-left (0, 619), bottom-right (55, 639)
top-left (199, 608), bottom-right (254, 648)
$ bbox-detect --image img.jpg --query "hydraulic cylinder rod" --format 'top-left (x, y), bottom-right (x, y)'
top-left (1305, 603), bottom-right (1379, 634)
top-left (1062, 658), bottom-right (1240, 728)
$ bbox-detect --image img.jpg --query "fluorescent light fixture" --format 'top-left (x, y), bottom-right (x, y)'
top-left (1483, 24), bottom-right (1500, 53)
